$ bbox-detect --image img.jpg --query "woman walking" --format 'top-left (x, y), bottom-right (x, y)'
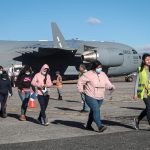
top-left (17, 65), bottom-right (33, 121)
top-left (77, 61), bottom-right (115, 132)
top-left (31, 64), bottom-right (53, 126)
top-left (133, 53), bottom-right (150, 130)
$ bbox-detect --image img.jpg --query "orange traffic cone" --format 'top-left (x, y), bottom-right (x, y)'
top-left (28, 98), bottom-right (36, 108)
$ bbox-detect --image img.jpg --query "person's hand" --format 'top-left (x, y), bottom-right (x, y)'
top-left (133, 95), bottom-right (138, 100)
top-left (9, 93), bottom-right (13, 97)
top-left (109, 85), bottom-right (115, 91)
top-left (21, 90), bottom-right (25, 95)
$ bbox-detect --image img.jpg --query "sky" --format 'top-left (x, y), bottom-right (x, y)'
top-left (0, 0), bottom-right (150, 49)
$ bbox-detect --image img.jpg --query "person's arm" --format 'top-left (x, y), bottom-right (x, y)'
top-left (134, 73), bottom-right (139, 96)
top-left (8, 79), bottom-right (13, 95)
top-left (104, 73), bottom-right (115, 90)
top-left (31, 74), bottom-right (39, 87)
top-left (45, 75), bottom-right (53, 88)
top-left (77, 74), bottom-right (89, 93)
top-left (59, 75), bottom-right (62, 83)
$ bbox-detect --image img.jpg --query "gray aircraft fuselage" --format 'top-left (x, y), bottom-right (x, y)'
top-left (0, 40), bottom-right (141, 80)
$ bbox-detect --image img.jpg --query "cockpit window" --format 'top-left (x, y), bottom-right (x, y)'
top-left (132, 49), bottom-right (138, 54)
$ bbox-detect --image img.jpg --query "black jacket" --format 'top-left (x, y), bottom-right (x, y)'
top-left (0, 77), bottom-right (12, 95)
top-left (17, 73), bottom-right (33, 90)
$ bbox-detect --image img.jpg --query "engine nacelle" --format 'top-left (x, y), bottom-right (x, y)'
top-left (82, 49), bottom-right (124, 67)
top-left (82, 50), bottom-right (99, 63)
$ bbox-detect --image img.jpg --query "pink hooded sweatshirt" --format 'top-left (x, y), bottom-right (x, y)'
top-left (77, 70), bottom-right (115, 100)
top-left (31, 64), bottom-right (53, 95)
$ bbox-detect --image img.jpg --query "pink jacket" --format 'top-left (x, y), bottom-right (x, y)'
top-left (77, 70), bottom-right (114, 100)
top-left (31, 64), bottom-right (53, 95)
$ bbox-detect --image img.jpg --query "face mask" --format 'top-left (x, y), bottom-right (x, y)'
top-left (95, 68), bottom-right (102, 74)
top-left (26, 72), bottom-right (30, 75)
top-left (1, 74), bottom-right (7, 80)
top-left (0, 71), bottom-right (3, 74)
top-left (42, 71), bottom-right (47, 75)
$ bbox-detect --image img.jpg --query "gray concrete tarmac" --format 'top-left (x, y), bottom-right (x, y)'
top-left (0, 79), bottom-right (149, 149)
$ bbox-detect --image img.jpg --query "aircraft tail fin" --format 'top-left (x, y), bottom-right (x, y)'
top-left (51, 22), bottom-right (69, 49)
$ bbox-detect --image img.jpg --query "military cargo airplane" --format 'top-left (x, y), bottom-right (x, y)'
top-left (0, 23), bottom-right (142, 81)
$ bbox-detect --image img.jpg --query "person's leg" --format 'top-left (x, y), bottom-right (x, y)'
top-left (24, 91), bottom-right (30, 115)
top-left (21, 91), bottom-right (30, 115)
top-left (134, 99), bottom-right (147, 130)
top-left (81, 93), bottom-right (89, 112)
top-left (57, 88), bottom-right (62, 100)
top-left (1, 94), bottom-right (8, 118)
top-left (144, 97), bottom-right (150, 125)
top-left (85, 95), bottom-right (103, 128)
top-left (44, 95), bottom-right (49, 111)
top-left (138, 109), bottom-right (146, 123)
top-left (38, 95), bottom-right (46, 118)
top-left (18, 90), bottom-right (25, 102)
top-left (38, 95), bottom-right (49, 125)
top-left (0, 95), bottom-right (4, 114)
top-left (86, 110), bottom-right (93, 126)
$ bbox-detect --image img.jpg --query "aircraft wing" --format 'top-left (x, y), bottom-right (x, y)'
top-left (16, 47), bottom-right (77, 58)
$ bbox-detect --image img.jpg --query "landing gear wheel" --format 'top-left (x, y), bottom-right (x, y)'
top-left (125, 76), bottom-right (133, 82)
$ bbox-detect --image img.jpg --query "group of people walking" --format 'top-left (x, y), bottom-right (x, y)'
top-left (0, 53), bottom-right (150, 132)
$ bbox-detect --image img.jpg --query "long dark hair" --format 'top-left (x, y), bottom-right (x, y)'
top-left (140, 53), bottom-right (150, 72)
top-left (19, 65), bottom-right (32, 75)
top-left (91, 60), bottom-right (102, 70)
top-left (43, 69), bottom-right (49, 84)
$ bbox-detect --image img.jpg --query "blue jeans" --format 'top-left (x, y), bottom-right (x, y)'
top-left (85, 95), bottom-right (103, 128)
top-left (138, 96), bottom-right (150, 125)
top-left (18, 90), bottom-right (30, 115)
top-left (81, 93), bottom-right (89, 111)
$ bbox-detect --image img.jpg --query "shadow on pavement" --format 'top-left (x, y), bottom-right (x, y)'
top-left (55, 107), bottom-right (79, 112)
top-left (102, 120), bottom-right (135, 129)
top-left (120, 107), bottom-right (144, 110)
top-left (51, 120), bottom-right (85, 129)
top-left (51, 119), bottom-right (135, 130)
top-left (50, 98), bottom-right (59, 101)
top-left (7, 113), bottom-right (19, 119)
top-left (8, 113), bottom-right (40, 125)
top-left (65, 100), bottom-right (81, 103)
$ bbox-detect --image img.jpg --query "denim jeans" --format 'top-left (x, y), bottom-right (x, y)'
top-left (38, 95), bottom-right (49, 119)
top-left (18, 90), bottom-right (30, 115)
top-left (85, 94), bottom-right (103, 128)
top-left (138, 96), bottom-right (150, 125)
top-left (81, 93), bottom-right (89, 111)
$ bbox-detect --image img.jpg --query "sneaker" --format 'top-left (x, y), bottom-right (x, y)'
top-left (85, 126), bottom-right (95, 131)
top-left (58, 96), bottom-right (63, 100)
top-left (98, 125), bottom-right (107, 132)
top-left (134, 118), bottom-right (139, 130)
top-left (19, 115), bottom-right (26, 121)
top-left (41, 117), bottom-right (49, 126)
top-left (43, 118), bottom-right (50, 126)
top-left (1, 113), bottom-right (7, 118)
top-left (37, 117), bottom-right (42, 124)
